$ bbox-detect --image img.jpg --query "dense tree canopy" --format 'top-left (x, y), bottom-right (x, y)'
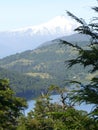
top-left (17, 86), bottom-right (98, 130)
top-left (0, 79), bottom-right (27, 130)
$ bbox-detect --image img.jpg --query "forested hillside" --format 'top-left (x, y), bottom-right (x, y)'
top-left (0, 37), bottom-right (90, 99)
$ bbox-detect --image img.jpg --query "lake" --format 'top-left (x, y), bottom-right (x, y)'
top-left (24, 95), bottom-right (93, 116)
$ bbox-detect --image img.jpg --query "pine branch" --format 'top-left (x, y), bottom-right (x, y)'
top-left (59, 39), bottom-right (82, 50)
top-left (66, 11), bottom-right (84, 25)
top-left (89, 23), bottom-right (98, 28)
top-left (92, 7), bottom-right (98, 12)
top-left (67, 80), bottom-right (82, 85)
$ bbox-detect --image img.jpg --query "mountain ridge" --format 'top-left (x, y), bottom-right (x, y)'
top-left (0, 15), bottom-right (78, 58)
top-left (0, 35), bottom-right (90, 99)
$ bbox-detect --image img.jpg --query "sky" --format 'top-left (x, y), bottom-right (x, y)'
top-left (0, 0), bottom-right (97, 31)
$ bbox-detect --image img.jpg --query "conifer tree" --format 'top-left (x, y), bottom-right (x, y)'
top-left (60, 1), bottom-right (98, 119)
top-left (0, 79), bottom-right (27, 130)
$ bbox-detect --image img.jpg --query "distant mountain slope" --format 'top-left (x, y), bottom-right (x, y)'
top-left (61, 33), bottom-right (90, 42)
top-left (0, 37), bottom-right (89, 99)
top-left (0, 66), bottom-right (43, 99)
top-left (0, 15), bottom-right (78, 58)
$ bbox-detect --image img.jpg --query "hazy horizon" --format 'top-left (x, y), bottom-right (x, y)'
top-left (0, 0), bottom-right (97, 31)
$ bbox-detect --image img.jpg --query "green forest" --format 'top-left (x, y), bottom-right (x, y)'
top-left (0, 41), bottom-right (91, 99)
top-left (1, 1), bottom-right (98, 130)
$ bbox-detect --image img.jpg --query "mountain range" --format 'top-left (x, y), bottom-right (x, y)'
top-left (0, 15), bottom-right (78, 58)
top-left (0, 15), bottom-right (91, 99)
top-left (0, 33), bottom-right (91, 99)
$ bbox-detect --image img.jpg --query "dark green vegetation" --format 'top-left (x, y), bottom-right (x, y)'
top-left (60, 3), bottom-right (98, 120)
top-left (0, 79), bottom-right (27, 130)
top-left (17, 87), bottom-right (98, 130)
top-left (0, 38), bottom-right (90, 99)
top-left (1, 82), bottom-right (98, 130)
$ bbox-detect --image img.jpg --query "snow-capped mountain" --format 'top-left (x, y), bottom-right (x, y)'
top-left (12, 15), bottom-right (78, 36)
top-left (0, 15), bottom-right (78, 58)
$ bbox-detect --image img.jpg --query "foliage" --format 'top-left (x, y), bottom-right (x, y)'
top-left (0, 41), bottom-right (90, 99)
top-left (17, 86), bottom-right (98, 130)
top-left (0, 78), bottom-right (27, 130)
top-left (60, 1), bottom-right (98, 119)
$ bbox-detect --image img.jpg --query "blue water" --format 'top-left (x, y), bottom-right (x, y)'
top-left (24, 95), bottom-right (93, 116)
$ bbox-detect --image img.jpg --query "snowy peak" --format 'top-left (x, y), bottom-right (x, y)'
top-left (0, 15), bottom-right (79, 58)
top-left (11, 15), bottom-right (78, 36)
